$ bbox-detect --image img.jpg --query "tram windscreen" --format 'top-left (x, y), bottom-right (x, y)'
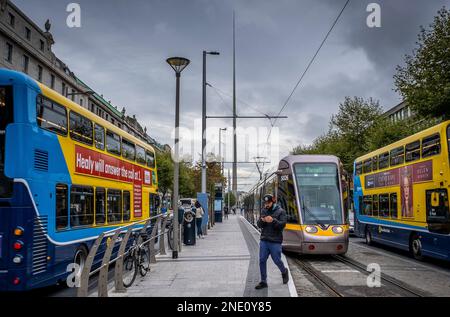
top-left (294, 163), bottom-right (343, 225)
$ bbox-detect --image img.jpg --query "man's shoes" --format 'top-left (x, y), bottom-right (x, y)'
top-left (282, 269), bottom-right (289, 284)
top-left (255, 282), bottom-right (268, 290)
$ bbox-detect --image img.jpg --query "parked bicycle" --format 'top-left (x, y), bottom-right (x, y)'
top-left (122, 231), bottom-right (151, 288)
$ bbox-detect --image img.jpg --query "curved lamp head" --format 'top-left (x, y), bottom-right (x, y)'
top-left (166, 57), bottom-right (190, 74)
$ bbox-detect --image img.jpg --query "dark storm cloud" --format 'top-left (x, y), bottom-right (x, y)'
top-left (10, 0), bottom-right (448, 190)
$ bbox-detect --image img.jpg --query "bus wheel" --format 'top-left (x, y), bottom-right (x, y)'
top-left (410, 235), bottom-right (424, 261)
top-left (74, 246), bottom-right (88, 276)
top-left (365, 228), bottom-right (373, 246)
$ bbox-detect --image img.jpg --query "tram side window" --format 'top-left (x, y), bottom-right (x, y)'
top-left (378, 152), bottom-right (390, 169)
top-left (390, 193), bottom-right (398, 219)
top-left (56, 184), bottom-right (68, 230)
top-left (278, 175), bottom-right (299, 224)
top-left (146, 150), bottom-right (155, 168)
top-left (94, 124), bottom-right (105, 151)
top-left (69, 111), bottom-right (93, 145)
top-left (363, 159), bottom-right (372, 174)
top-left (107, 189), bottom-right (122, 223)
top-left (123, 191), bottom-right (130, 222)
top-left (355, 162), bottom-right (362, 175)
top-left (36, 96), bottom-right (67, 135)
top-left (70, 185), bottom-right (94, 227)
top-left (106, 130), bottom-right (121, 156)
top-left (122, 138), bottom-right (136, 161)
top-left (379, 194), bottom-right (389, 218)
top-left (362, 196), bottom-right (373, 216)
top-left (95, 187), bottom-right (106, 225)
top-left (390, 146), bottom-right (405, 166)
top-left (405, 141), bottom-right (421, 163)
top-left (136, 145), bottom-right (146, 165)
top-left (372, 194), bottom-right (379, 217)
top-left (422, 134), bottom-right (441, 158)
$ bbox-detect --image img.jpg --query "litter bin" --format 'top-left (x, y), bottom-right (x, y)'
top-left (183, 209), bottom-right (196, 245)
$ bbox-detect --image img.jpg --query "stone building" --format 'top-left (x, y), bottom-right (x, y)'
top-left (0, 0), bottom-right (163, 150)
top-left (383, 101), bottom-right (412, 123)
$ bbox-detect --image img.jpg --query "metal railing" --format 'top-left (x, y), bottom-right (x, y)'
top-left (76, 212), bottom-right (173, 297)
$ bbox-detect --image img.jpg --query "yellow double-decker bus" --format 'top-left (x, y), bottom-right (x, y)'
top-left (353, 120), bottom-right (450, 261)
top-left (0, 69), bottom-right (159, 291)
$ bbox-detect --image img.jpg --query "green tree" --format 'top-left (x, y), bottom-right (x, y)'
top-left (224, 191), bottom-right (236, 207)
top-left (156, 150), bottom-right (173, 201)
top-left (394, 7), bottom-right (450, 120)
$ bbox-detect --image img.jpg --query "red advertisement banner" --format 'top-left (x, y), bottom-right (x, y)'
top-left (75, 145), bottom-right (152, 217)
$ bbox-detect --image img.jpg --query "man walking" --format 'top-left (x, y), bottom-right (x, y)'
top-left (255, 194), bottom-right (289, 289)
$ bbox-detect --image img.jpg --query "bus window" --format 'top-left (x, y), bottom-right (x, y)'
top-left (378, 152), bottom-right (389, 169)
top-left (355, 162), bottom-right (362, 175)
top-left (95, 187), bottom-right (106, 225)
top-left (122, 138), bottom-right (136, 161)
top-left (390, 146), bottom-right (405, 166)
top-left (405, 141), bottom-right (420, 162)
top-left (136, 145), bottom-right (146, 165)
top-left (106, 130), bottom-right (121, 156)
top-left (70, 185), bottom-right (94, 227)
top-left (94, 124), bottom-right (105, 151)
top-left (0, 86), bottom-right (13, 198)
top-left (146, 150), bottom-right (155, 168)
top-left (362, 196), bottom-right (373, 216)
top-left (372, 156), bottom-right (378, 171)
top-left (36, 95), bottom-right (67, 136)
top-left (447, 125), bottom-right (450, 161)
top-left (363, 159), bottom-right (372, 174)
top-left (56, 184), bottom-right (68, 230)
top-left (422, 133), bottom-right (441, 158)
top-left (123, 191), bottom-right (130, 222)
top-left (69, 111), bottom-right (93, 145)
top-left (372, 194), bottom-right (379, 217)
top-left (107, 189), bottom-right (122, 223)
top-left (379, 194), bottom-right (389, 218)
top-left (390, 193), bottom-right (398, 219)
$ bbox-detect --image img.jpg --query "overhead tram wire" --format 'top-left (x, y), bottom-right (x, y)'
top-left (266, 0), bottom-right (351, 142)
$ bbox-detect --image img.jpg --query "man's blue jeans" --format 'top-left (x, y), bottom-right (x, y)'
top-left (259, 240), bottom-right (287, 283)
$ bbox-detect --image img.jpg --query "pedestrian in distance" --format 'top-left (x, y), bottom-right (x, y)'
top-left (195, 201), bottom-right (205, 239)
top-left (224, 205), bottom-right (229, 220)
top-left (255, 194), bottom-right (289, 290)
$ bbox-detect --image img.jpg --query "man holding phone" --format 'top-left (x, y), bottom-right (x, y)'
top-left (255, 194), bottom-right (289, 289)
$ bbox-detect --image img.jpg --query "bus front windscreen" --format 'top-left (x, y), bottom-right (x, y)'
top-left (294, 163), bottom-right (343, 225)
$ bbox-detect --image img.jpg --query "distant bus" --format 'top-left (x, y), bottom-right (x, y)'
top-left (353, 121), bottom-right (450, 261)
top-left (0, 69), bottom-right (159, 291)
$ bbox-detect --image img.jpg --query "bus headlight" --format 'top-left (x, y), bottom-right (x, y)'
top-left (332, 226), bottom-right (344, 234)
top-left (305, 226), bottom-right (318, 234)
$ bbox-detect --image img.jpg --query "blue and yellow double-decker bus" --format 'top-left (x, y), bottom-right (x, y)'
top-left (353, 121), bottom-right (450, 261)
top-left (0, 69), bottom-right (159, 291)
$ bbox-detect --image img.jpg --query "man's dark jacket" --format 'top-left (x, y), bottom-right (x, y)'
top-left (257, 204), bottom-right (287, 243)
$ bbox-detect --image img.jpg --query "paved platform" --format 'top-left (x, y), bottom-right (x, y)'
top-left (110, 214), bottom-right (296, 297)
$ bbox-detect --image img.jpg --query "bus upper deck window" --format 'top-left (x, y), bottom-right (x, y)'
top-left (405, 141), bottom-right (420, 162)
top-left (422, 133), bottom-right (441, 158)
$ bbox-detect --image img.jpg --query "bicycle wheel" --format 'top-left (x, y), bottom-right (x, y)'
top-left (139, 246), bottom-right (151, 277)
top-left (122, 253), bottom-right (137, 288)
top-left (167, 226), bottom-right (174, 250)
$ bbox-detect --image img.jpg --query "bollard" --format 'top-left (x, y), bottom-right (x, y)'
top-left (77, 233), bottom-right (105, 297)
top-left (159, 216), bottom-right (169, 256)
top-left (98, 229), bottom-right (121, 297)
top-left (114, 227), bottom-right (133, 293)
top-left (149, 217), bottom-right (161, 263)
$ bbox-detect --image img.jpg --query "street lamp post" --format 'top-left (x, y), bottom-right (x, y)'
top-left (201, 50), bottom-right (220, 195)
top-left (167, 57), bottom-right (190, 259)
top-left (219, 127), bottom-right (227, 217)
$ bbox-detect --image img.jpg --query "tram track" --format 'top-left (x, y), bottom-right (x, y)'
top-left (291, 254), bottom-right (429, 297)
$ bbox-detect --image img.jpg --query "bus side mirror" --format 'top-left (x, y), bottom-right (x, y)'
top-left (431, 192), bottom-right (440, 207)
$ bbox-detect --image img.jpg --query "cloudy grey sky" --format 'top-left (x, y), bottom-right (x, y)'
top-left (12, 0), bottom-right (449, 190)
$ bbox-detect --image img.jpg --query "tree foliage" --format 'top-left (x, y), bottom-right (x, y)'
top-left (394, 7), bottom-right (450, 120)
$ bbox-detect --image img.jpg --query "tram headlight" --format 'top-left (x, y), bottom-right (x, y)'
top-left (332, 226), bottom-right (344, 234)
top-left (305, 226), bottom-right (318, 234)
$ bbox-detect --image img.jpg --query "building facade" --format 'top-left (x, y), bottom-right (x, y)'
top-left (383, 101), bottom-right (412, 123)
top-left (0, 0), bottom-right (163, 150)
